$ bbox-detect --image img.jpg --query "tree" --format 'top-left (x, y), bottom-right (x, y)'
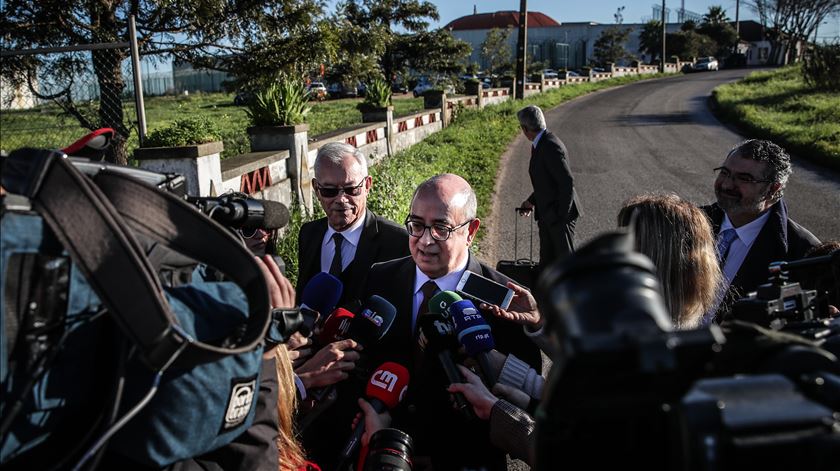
top-left (667, 31), bottom-right (718, 60)
top-left (703, 5), bottom-right (730, 24)
top-left (698, 5), bottom-right (738, 58)
top-left (481, 27), bottom-right (514, 81)
top-left (749, 0), bottom-right (840, 63)
top-left (639, 20), bottom-right (663, 63)
top-left (593, 26), bottom-right (634, 67)
top-left (0, 0), bottom-right (327, 164)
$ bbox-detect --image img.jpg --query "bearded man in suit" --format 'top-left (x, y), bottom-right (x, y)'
top-left (517, 105), bottom-right (582, 269)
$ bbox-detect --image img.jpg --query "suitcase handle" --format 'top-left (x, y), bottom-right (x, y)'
top-left (513, 207), bottom-right (534, 262)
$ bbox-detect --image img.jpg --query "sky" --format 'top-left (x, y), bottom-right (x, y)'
top-left (410, 0), bottom-right (840, 42)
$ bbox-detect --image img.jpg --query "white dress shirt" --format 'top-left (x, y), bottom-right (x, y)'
top-left (532, 128), bottom-right (546, 149)
top-left (320, 210), bottom-right (367, 273)
top-left (719, 210), bottom-right (771, 286)
top-left (411, 256), bottom-right (470, 331)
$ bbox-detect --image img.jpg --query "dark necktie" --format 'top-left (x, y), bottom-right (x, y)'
top-left (716, 228), bottom-right (738, 265)
top-left (329, 233), bottom-right (344, 276)
top-left (415, 280), bottom-right (439, 334)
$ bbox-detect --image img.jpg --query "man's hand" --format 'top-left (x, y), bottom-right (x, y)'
top-left (447, 365), bottom-right (499, 420)
top-left (295, 339), bottom-right (362, 389)
top-left (287, 332), bottom-right (314, 368)
top-left (518, 201), bottom-right (534, 217)
top-left (352, 398), bottom-right (392, 448)
top-left (480, 282), bottom-right (543, 330)
top-left (491, 383), bottom-right (531, 410)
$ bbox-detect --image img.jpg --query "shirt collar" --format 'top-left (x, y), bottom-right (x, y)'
top-left (532, 129), bottom-right (546, 148)
top-left (413, 254), bottom-right (470, 295)
top-left (720, 210), bottom-right (771, 248)
top-left (324, 209), bottom-right (366, 248)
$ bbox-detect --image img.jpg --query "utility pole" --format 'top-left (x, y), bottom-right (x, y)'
top-left (661, 0), bottom-right (666, 73)
top-left (735, 0), bottom-right (741, 40)
top-left (515, 0), bottom-right (527, 100)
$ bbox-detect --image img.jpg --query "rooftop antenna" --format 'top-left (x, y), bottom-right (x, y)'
top-left (474, 5), bottom-right (477, 15)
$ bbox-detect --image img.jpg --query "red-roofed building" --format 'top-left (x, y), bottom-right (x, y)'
top-left (444, 11), bottom-right (560, 30)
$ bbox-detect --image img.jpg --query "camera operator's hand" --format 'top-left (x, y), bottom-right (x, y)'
top-left (447, 365), bottom-right (499, 420)
top-left (352, 398), bottom-right (392, 448)
top-left (480, 282), bottom-right (543, 330)
top-left (255, 254), bottom-right (295, 309)
top-left (296, 339), bottom-right (362, 389)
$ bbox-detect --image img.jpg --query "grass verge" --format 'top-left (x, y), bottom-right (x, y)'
top-left (712, 64), bottom-right (840, 171)
top-left (275, 73), bottom-right (669, 284)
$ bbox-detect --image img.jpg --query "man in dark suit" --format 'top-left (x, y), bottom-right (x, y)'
top-left (296, 141), bottom-right (409, 307)
top-left (363, 174), bottom-right (542, 471)
top-left (517, 105), bottom-right (582, 269)
top-left (702, 139), bottom-right (819, 321)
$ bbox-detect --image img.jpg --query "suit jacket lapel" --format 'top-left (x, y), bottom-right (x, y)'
top-left (391, 258), bottom-right (418, 346)
top-left (302, 219), bottom-right (328, 284)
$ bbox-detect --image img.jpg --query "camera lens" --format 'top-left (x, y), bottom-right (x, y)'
top-left (364, 428), bottom-right (413, 471)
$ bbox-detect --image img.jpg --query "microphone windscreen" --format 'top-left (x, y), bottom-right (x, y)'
top-left (301, 272), bottom-right (343, 316)
top-left (350, 295), bottom-right (397, 346)
top-left (417, 312), bottom-right (458, 352)
top-left (365, 362), bottom-right (410, 409)
top-left (427, 290), bottom-right (462, 317)
top-left (319, 308), bottom-right (355, 344)
top-left (261, 200), bottom-right (291, 230)
top-left (449, 299), bottom-right (495, 355)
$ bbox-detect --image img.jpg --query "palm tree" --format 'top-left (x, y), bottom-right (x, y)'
top-left (702, 5), bottom-right (730, 25)
top-left (639, 20), bottom-right (663, 62)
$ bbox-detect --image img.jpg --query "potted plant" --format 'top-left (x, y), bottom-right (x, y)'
top-left (246, 75), bottom-right (311, 151)
top-left (357, 77), bottom-right (393, 123)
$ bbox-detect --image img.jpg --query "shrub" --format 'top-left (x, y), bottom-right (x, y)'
top-left (246, 76), bottom-right (311, 127)
top-left (359, 77), bottom-right (392, 109)
top-left (144, 116), bottom-right (221, 147)
top-left (802, 42), bottom-right (840, 92)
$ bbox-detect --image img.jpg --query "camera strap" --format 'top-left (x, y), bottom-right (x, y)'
top-left (1, 149), bottom-right (270, 371)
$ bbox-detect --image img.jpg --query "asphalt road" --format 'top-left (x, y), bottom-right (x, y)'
top-left (481, 69), bottom-right (840, 267)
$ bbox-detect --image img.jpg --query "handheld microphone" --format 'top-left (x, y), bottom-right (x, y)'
top-left (449, 299), bottom-right (496, 385)
top-left (318, 308), bottom-right (356, 345)
top-left (185, 194), bottom-right (290, 230)
top-left (301, 272), bottom-right (343, 319)
top-left (427, 290), bottom-right (463, 319)
top-left (339, 362), bottom-right (410, 465)
top-left (349, 295), bottom-right (397, 346)
top-left (418, 312), bottom-right (473, 418)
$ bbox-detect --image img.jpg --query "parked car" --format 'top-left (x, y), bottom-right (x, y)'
top-left (306, 82), bottom-right (327, 100)
top-left (542, 69), bottom-right (559, 79)
top-left (392, 82), bottom-right (409, 94)
top-left (327, 82), bottom-right (358, 99)
top-left (413, 82), bottom-right (434, 97)
top-left (562, 70), bottom-right (580, 79)
top-left (693, 57), bottom-right (719, 71)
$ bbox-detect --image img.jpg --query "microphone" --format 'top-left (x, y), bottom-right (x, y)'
top-left (417, 312), bottom-right (473, 418)
top-left (185, 194), bottom-right (290, 230)
top-left (448, 299), bottom-right (496, 386)
top-left (349, 295), bottom-right (397, 346)
top-left (301, 272), bottom-right (343, 316)
top-left (318, 308), bottom-right (356, 345)
top-left (339, 362), bottom-right (410, 465)
top-left (427, 290), bottom-right (462, 319)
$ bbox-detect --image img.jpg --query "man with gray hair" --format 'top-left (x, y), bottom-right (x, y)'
top-left (517, 105), bottom-right (581, 268)
top-left (296, 141), bottom-right (408, 306)
top-left (702, 139), bottom-right (819, 321)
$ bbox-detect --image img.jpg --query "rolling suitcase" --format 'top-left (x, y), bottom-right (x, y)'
top-left (495, 207), bottom-right (539, 288)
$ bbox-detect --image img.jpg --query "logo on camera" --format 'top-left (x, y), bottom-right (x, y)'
top-left (222, 378), bottom-right (257, 431)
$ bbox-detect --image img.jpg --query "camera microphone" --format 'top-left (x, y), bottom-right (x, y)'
top-left (186, 195), bottom-right (290, 230)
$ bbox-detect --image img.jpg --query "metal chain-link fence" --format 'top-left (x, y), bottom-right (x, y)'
top-left (1, 43), bottom-right (140, 163)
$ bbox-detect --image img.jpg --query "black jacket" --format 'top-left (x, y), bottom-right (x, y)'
top-left (526, 130), bottom-right (581, 226)
top-left (361, 255), bottom-right (543, 471)
top-left (703, 199), bottom-right (820, 313)
top-left (296, 210), bottom-right (409, 308)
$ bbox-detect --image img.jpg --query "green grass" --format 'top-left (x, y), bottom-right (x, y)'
top-left (274, 74), bottom-right (668, 283)
top-left (0, 93), bottom-right (424, 159)
top-left (712, 64), bottom-right (840, 171)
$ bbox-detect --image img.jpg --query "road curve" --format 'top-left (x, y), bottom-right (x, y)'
top-left (482, 69), bottom-right (840, 266)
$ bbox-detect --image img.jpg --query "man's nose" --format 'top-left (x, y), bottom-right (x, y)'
top-left (419, 227), bottom-right (436, 244)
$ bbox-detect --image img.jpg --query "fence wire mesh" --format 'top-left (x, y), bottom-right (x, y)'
top-left (1, 45), bottom-right (139, 162)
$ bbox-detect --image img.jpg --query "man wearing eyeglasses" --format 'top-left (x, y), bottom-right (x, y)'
top-left (362, 174), bottom-right (542, 471)
top-left (703, 139), bottom-right (819, 322)
top-left (296, 142), bottom-right (409, 308)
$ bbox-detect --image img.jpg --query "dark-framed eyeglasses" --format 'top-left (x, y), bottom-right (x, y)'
top-left (314, 179), bottom-right (366, 198)
top-left (713, 167), bottom-right (772, 185)
top-left (404, 218), bottom-right (473, 241)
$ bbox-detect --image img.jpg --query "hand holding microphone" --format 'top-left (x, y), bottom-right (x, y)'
top-left (447, 365), bottom-right (499, 420)
top-left (296, 338), bottom-right (362, 390)
top-left (417, 311), bottom-right (474, 419)
top-left (449, 299), bottom-right (497, 386)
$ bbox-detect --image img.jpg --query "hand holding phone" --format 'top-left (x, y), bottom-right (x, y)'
top-left (456, 271), bottom-right (514, 310)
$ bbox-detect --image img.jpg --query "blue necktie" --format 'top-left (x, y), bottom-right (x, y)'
top-left (716, 228), bottom-right (738, 265)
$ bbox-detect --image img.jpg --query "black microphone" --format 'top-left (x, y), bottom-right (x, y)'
top-left (185, 194), bottom-right (290, 230)
top-left (417, 312), bottom-right (474, 419)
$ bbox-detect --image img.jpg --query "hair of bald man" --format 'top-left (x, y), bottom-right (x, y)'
top-left (411, 174), bottom-right (477, 220)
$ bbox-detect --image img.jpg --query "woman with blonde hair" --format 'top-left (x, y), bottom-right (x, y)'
top-left (618, 193), bottom-right (722, 329)
top-left (273, 344), bottom-right (320, 471)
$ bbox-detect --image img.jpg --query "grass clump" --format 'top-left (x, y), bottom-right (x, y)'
top-left (144, 116), bottom-right (221, 147)
top-left (712, 64), bottom-right (840, 170)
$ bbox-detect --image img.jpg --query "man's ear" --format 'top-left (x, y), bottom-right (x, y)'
top-left (466, 218), bottom-right (481, 244)
top-left (766, 181), bottom-right (782, 200)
